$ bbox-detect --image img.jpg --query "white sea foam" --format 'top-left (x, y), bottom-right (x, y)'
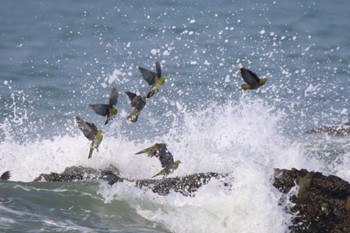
top-left (0, 95), bottom-right (330, 232)
top-left (96, 96), bottom-right (325, 233)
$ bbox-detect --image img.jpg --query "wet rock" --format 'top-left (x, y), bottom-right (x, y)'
top-left (135, 172), bottom-right (228, 196)
top-left (33, 166), bottom-right (227, 196)
top-left (33, 165), bottom-right (121, 184)
top-left (273, 168), bottom-right (350, 233)
top-left (305, 121), bottom-right (350, 136)
top-left (34, 165), bottom-right (350, 232)
top-left (0, 171), bottom-right (10, 181)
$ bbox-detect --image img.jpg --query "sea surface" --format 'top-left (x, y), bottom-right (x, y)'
top-left (1, 0), bottom-right (350, 232)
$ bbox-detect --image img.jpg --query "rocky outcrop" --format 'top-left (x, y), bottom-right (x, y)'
top-left (33, 165), bottom-right (227, 196)
top-left (134, 172), bottom-right (228, 196)
top-left (305, 121), bottom-right (350, 136)
top-left (33, 165), bottom-right (122, 184)
top-left (274, 168), bottom-right (350, 233)
top-left (34, 166), bottom-right (350, 232)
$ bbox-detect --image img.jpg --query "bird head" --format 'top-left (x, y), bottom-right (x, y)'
top-left (110, 107), bottom-right (118, 116)
top-left (258, 77), bottom-right (267, 87)
top-left (173, 160), bottom-right (181, 169)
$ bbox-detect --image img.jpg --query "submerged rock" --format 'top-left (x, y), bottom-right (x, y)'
top-left (305, 121), bottom-right (350, 136)
top-left (34, 166), bottom-right (350, 232)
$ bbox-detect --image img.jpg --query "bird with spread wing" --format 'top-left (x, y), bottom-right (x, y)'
top-left (240, 67), bottom-right (267, 90)
top-left (76, 116), bottom-right (103, 159)
top-left (135, 143), bottom-right (181, 178)
top-left (89, 87), bottom-right (118, 125)
top-left (138, 61), bottom-right (166, 98)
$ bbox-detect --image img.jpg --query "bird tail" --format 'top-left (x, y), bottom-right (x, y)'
top-left (152, 168), bottom-right (166, 178)
top-left (128, 109), bottom-right (139, 122)
top-left (135, 149), bottom-right (145, 155)
top-left (104, 118), bottom-right (109, 125)
top-left (241, 83), bottom-right (252, 90)
top-left (152, 172), bottom-right (162, 178)
top-left (147, 90), bottom-right (155, 98)
top-left (88, 148), bottom-right (94, 159)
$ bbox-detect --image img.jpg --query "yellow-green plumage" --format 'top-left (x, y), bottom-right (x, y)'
top-left (105, 107), bottom-right (118, 125)
top-left (138, 61), bottom-right (166, 98)
top-left (240, 67), bottom-right (267, 90)
top-left (152, 160), bottom-right (181, 178)
top-left (297, 172), bottom-right (313, 201)
top-left (321, 201), bottom-right (330, 215)
top-left (88, 130), bottom-right (103, 159)
top-left (90, 87), bottom-right (119, 125)
top-left (135, 143), bottom-right (181, 179)
top-left (76, 116), bottom-right (103, 159)
top-left (148, 76), bottom-right (166, 98)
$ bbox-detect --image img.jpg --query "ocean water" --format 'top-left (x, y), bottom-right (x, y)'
top-left (1, 0), bottom-right (350, 232)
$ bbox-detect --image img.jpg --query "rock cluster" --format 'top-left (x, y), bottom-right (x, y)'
top-left (274, 168), bottom-right (350, 233)
top-left (34, 166), bottom-right (350, 232)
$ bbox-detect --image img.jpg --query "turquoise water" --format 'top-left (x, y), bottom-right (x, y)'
top-left (1, 0), bottom-right (350, 232)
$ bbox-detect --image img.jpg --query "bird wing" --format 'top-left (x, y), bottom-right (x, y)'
top-left (76, 116), bottom-right (97, 141)
top-left (89, 104), bottom-right (110, 117)
top-left (135, 143), bottom-right (166, 157)
top-left (135, 144), bottom-right (157, 156)
top-left (157, 147), bottom-right (175, 168)
top-left (155, 61), bottom-right (162, 78)
top-left (0, 171), bottom-right (10, 180)
top-left (138, 66), bottom-right (157, 85)
top-left (240, 68), bottom-right (260, 87)
top-left (109, 87), bottom-right (118, 107)
top-left (133, 96), bottom-right (146, 110)
top-left (125, 91), bottom-right (138, 107)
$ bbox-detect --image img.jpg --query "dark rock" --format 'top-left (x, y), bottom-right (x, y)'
top-left (33, 165), bottom-right (120, 183)
top-left (305, 121), bottom-right (350, 136)
top-left (273, 168), bottom-right (350, 233)
top-left (135, 172), bottom-right (228, 196)
top-left (0, 171), bottom-right (10, 181)
top-left (33, 165), bottom-right (350, 232)
top-left (33, 166), bottom-right (227, 196)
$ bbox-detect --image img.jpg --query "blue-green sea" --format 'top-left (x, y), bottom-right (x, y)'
top-left (1, 0), bottom-right (350, 232)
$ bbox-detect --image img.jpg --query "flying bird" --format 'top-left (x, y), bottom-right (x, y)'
top-left (125, 91), bottom-right (147, 122)
top-left (138, 61), bottom-right (166, 98)
top-left (76, 116), bottom-right (103, 159)
top-left (0, 171), bottom-right (10, 181)
top-left (240, 67), bottom-right (267, 90)
top-left (90, 87), bottom-right (118, 125)
top-left (135, 143), bottom-right (181, 178)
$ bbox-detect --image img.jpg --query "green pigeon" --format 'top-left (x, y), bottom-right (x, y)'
top-left (125, 91), bottom-right (147, 122)
top-left (321, 201), bottom-right (330, 215)
top-left (138, 61), bottom-right (166, 98)
top-left (135, 143), bottom-right (181, 178)
top-left (296, 172), bottom-right (313, 201)
top-left (76, 116), bottom-right (103, 159)
top-left (240, 67), bottom-right (267, 90)
top-left (0, 171), bottom-right (10, 181)
top-left (90, 87), bottom-right (118, 125)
